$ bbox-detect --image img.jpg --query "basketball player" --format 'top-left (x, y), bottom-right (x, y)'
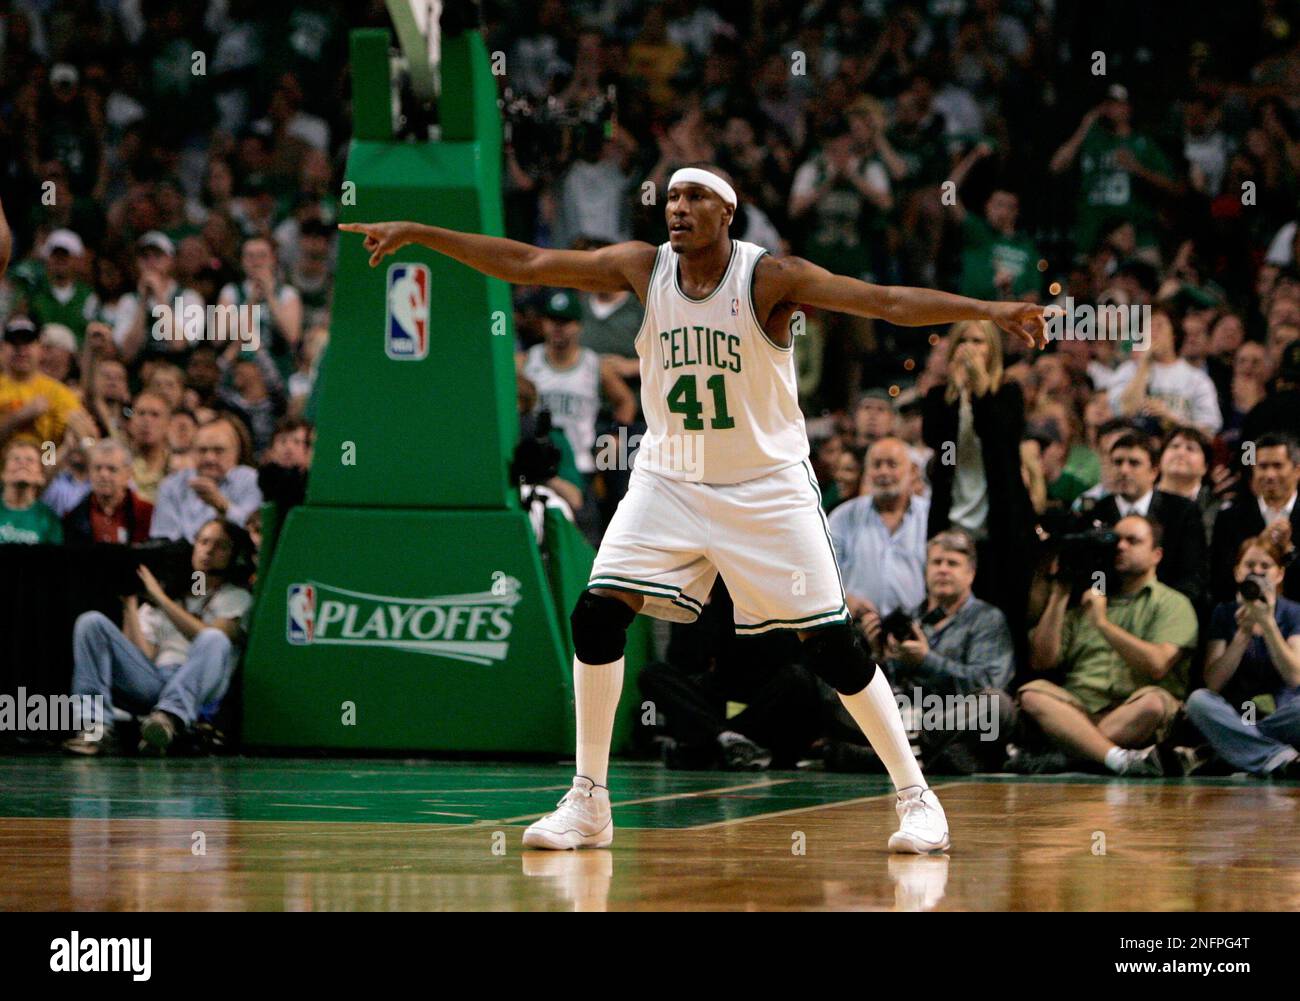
top-left (341, 165), bottom-right (1048, 854)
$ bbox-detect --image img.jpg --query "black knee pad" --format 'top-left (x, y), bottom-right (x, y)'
top-left (571, 590), bottom-right (637, 664)
top-left (802, 623), bottom-right (877, 695)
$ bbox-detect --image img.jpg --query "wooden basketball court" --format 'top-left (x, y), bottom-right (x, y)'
top-left (1, 757), bottom-right (1296, 911)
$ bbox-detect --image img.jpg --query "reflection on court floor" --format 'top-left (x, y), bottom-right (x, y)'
top-left (1, 758), bottom-right (1296, 910)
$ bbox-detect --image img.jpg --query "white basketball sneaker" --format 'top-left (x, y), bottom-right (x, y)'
top-left (888, 786), bottom-right (951, 854)
top-left (522, 777), bottom-right (614, 850)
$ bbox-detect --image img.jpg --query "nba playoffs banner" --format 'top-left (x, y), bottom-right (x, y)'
top-left (244, 506), bottom-right (651, 753)
top-left (244, 506), bottom-right (569, 751)
top-left (286, 576), bottom-right (520, 665)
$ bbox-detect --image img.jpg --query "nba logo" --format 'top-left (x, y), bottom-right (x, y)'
top-left (287, 584), bottom-right (315, 644)
top-left (385, 263), bottom-right (430, 360)
top-left (731, 297), bottom-right (739, 316)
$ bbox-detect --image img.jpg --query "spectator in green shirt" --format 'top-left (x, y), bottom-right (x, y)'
top-left (1049, 84), bottom-right (1182, 253)
top-left (0, 438), bottom-right (63, 544)
top-left (1019, 514), bottom-right (1198, 776)
top-left (23, 230), bottom-right (99, 344)
top-left (946, 141), bottom-right (1039, 301)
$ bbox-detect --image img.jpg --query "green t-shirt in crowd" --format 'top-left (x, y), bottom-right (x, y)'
top-left (959, 214), bottom-right (1038, 300)
top-left (0, 500), bottom-right (64, 545)
top-left (26, 279), bottom-right (99, 343)
top-left (1076, 124), bottom-right (1172, 251)
top-left (1058, 578), bottom-right (1198, 712)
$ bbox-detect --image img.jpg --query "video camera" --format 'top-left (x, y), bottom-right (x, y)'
top-left (1038, 509), bottom-right (1120, 604)
top-left (499, 86), bottom-right (619, 178)
top-left (511, 408), bottom-right (561, 486)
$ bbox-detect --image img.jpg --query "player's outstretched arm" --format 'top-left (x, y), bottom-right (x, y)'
top-left (770, 255), bottom-right (1051, 350)
top-left (0, 196), bottom-right (11, 283)
top-left (338, 221), bottom-right (654, 295)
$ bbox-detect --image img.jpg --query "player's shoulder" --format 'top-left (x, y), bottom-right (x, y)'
top-left (600, 241), bottom-right (660, 292)
top-left (602, 240), bottom-right (659, 267)
top-left (752, 253), bottom-right (836, 310)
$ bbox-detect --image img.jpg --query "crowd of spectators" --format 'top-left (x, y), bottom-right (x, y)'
top-left (0, 0), bottom-right (355, 753)
top-left (4, 0), bottom-right (1300, 776)
top-left (487, 0), bottom-right (1300, 778)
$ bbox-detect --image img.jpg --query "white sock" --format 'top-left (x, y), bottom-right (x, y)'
top-left (573, 656), bottom-right (623, 789)
top-left (837, 670), bottom-right (927, 791)
top-left (1104, 746), bottom-right (1129, 773)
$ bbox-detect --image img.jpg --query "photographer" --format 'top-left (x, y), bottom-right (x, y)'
top-left (515, 375), bottom-right (585, 542)
top-left (863, 529), bottom-right (1017, 773)
top-left (1185, 535), bottom-right (1300, 777)
top-left (1019, 514), bottom-right (1198, 775)
top-left (63, 518), bottom-right (254, 756)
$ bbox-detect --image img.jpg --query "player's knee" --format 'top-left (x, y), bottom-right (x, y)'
top-left (801, 623), bottom-right (877, 696)
top-left (571, 591), bottom-right (636, 665)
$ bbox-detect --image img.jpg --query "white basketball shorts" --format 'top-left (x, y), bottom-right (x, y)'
top-left (587, 458), bottom-right (849, 635)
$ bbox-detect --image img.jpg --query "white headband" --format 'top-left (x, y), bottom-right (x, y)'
top-left (668, 167), bottom-right (737, 211)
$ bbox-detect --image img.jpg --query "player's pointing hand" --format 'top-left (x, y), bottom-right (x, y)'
top-left (990, 301), bottom-right (1060, 352)
top-left (339, 221), bottom-right (411, 267)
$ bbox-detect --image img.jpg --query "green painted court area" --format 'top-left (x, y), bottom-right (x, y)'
top-left (0, 757), bottom-right (900, 828)
top-left (0, 757), bottom-right (1284, 829)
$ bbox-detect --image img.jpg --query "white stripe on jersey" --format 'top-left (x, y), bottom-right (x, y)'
top-left (635, 239), bottom-right (809, 484)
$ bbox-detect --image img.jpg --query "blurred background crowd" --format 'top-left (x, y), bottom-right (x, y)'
top-left (2, 0), bottom-right (1300, 776)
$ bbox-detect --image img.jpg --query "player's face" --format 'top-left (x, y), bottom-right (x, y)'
top-left (666, 183), bottom-right (732, 252)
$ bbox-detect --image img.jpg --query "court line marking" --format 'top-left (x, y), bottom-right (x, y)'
top-left (684, 782), bottom-right (959, 830)
top-left (265, 803), bottom-right (367, 810)
top-left (491, 778), bottom-right (799, 825)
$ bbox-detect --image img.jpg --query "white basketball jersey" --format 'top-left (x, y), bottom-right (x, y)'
top-left (523, 344), bottom-right (601, 473)
top-left (635, 239), bottom-right (808, 484)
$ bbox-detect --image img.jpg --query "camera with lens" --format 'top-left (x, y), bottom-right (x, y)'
top-left (500, 86), bottom-right (619, 179)
top-left (1238, 573), bottom-right (1271, 604)
top-left (879, 608), bottom-right (916, 644)
top-left (1039, 510), bottom-right (1120, 603)
top-left (511, 407), bottom-right (561, 486)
